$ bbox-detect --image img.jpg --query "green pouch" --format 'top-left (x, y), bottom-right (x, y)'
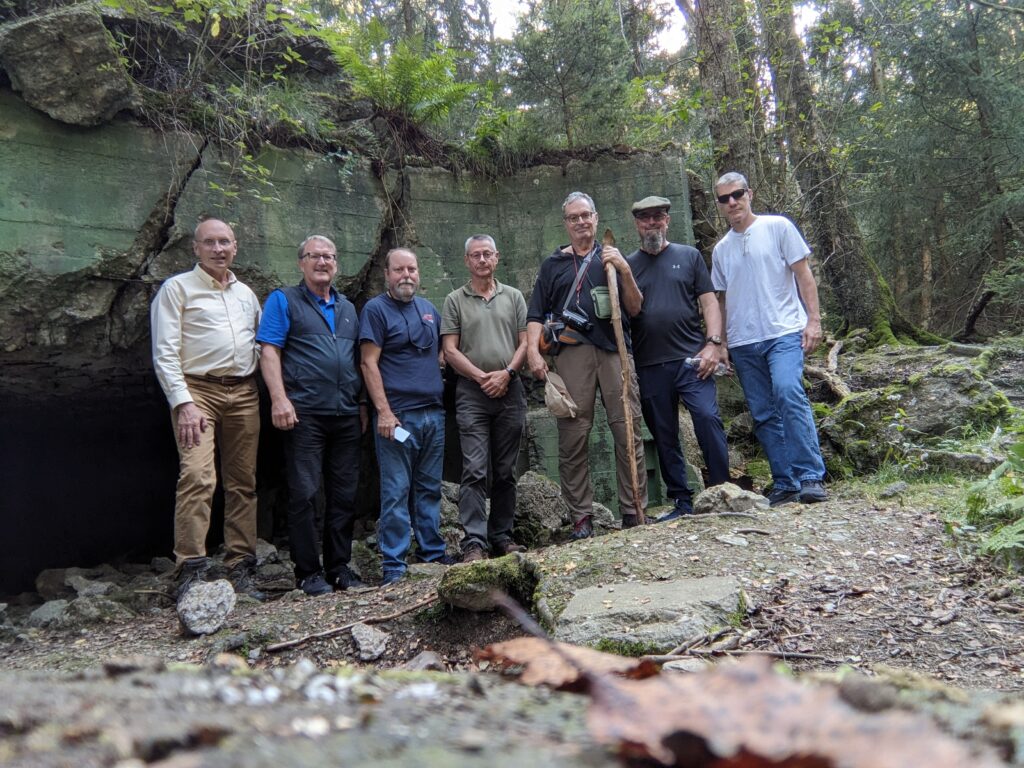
top-left (590, 286), bottom-right (611, 319)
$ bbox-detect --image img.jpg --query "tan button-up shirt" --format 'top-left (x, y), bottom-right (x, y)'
top-left (151, 264), bottom-right (261, 409)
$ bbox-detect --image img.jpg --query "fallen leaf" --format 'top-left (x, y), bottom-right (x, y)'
top-left (476, 637), bottom-right (659, 688)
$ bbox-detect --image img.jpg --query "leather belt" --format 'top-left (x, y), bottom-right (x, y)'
top-left (187, 373), bottom-right (253, 386)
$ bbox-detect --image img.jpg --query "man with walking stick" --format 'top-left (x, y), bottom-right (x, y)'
top-left (526, 192), bottom-right (648, 537)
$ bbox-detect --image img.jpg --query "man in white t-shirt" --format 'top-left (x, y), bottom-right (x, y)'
top-left (710, 172), bottom-right (828, 506)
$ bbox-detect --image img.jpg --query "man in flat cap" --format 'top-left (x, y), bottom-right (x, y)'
top-left (626, 196), bottom-right (730, 521)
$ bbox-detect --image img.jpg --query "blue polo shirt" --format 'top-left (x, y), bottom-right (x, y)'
top-left (257, 285), bottom-right (336, 346)
top-left (359, 293), bottom-right (443, 412)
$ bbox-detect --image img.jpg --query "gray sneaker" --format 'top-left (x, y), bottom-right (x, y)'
top-left (799, 481), bottom-right (828, 504)
top-left (229, 555), bottom-right (267, 601)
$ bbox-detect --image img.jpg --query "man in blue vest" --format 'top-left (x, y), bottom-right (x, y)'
top-left (257, 235), bottom-right (368, 596)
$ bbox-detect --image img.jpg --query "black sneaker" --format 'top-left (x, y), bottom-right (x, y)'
top-left (298, 572), bottom-right (332, 596)
top-left (799, 480), bottom-right (828, 504)
top-left (229, 555), bottom-right (267, 601)
top-left (766, 487), bottom-right (801, 507)
top-left (174, 557), bottom-right (210, 600)
top-left (331, 565), bottom-right (366, 591)
top-left (656, 498), bottom-right (693, 523)
top-left (571, 516), bottom-right (594, 540)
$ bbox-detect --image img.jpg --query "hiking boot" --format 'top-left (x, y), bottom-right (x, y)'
top-left (492, 541), bottom-right (526, 556)
top-left (433, 553), bottom-right (459, 566)
top-left (621, 513), bottom-right (644, 528)
top-left (656, 498), bottom-right (693, 523)
top-left (228, 556), bottom-right (267, 601)
top-left (331, 565), bottom-right (366, 591)
top-left (381, 570), bottom-right (405, 587)
top-left (799, 480), bottom-right (828, 504)
top-left (174, 557), bottom-right (210, 600)
top-left (462, 544), bottom-right (487, 563)
top-left (298, 572), bottom-right (332, 596)
top-left (766, 487), bottom-right (800, 507)
top-left (571, 516), bottom-right (593, 540)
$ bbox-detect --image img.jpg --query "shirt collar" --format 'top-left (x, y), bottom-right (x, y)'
top-left (192, 263), bottom-right (236, 289)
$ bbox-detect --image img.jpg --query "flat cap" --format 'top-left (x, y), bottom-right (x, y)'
top-left (631, 195), bottom-right (672, 215)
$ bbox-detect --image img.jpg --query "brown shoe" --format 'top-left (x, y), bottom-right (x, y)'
top-left (493, 541), bottom-right (526, 556)
top-left (461, 545), bottom-right (487, 563)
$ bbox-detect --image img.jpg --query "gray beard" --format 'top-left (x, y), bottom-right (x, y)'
top-left (642, 232), bottom-right (665, 253)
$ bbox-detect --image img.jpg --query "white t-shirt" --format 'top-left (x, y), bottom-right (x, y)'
top-left (711, 215), bottom-right (811, 348)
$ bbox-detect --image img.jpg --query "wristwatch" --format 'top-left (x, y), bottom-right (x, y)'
top-left (505, 367), bottom-right (518, 379)
top-left (706, 335), bottom-right (723, 346)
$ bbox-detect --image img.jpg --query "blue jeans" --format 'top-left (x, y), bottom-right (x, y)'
top-left (729, 333), bottom-right (825, 491)
top-left (638, 359), bottom-right (730, 502)
top-left (374, 406), bottom-right (447, 577)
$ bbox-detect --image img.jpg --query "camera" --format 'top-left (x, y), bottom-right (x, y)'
top-left (561, 307), bottom-right (593, 333)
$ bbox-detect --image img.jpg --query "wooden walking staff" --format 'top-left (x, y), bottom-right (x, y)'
top-left (602, 228), bottom-right (645, 524)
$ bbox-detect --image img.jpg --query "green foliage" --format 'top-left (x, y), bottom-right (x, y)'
top-left (964, 440), bottom-right (1024, 564)
top-left (335, 20), bottom-right (475, 130)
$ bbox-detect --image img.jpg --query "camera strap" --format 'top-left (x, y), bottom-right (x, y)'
top-left (562, 245), bottom-right (596, 315)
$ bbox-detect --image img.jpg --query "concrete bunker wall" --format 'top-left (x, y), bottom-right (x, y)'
top-left (0, 86), bottom-right (695, 591)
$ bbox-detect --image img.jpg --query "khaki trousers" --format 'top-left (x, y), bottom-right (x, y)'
top-left (172, 376), bottom-right (260, 568)
top-left (553, 343), bottom-right (648, 521)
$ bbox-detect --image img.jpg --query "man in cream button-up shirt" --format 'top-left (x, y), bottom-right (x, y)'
top-left (151, 217), bottom-right (264, 600)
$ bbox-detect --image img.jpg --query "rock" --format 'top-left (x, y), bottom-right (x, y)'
top-left (0, 5), bottom-right (135, 126)
top-left (553, 576), bottom-right (741, 650)
top-left (351, 622), bottom-right (389, 661)
top-left (101, 656), bottom-right (166, 677)
top-left (662, 657), bottom-right (711, 673)
top-left (715, 534), bottom-right (749, 547)
top-left (150, 557), bottom-right (175, 575)
top-left (880, 481), bottom-right (910, 498)
top-left (28, 599), bottom-right (69, 628)
top-left (437, 553), bottom-right (540, 612)
top-left (839, 672), bottom-right (901, 713)
top-left (253, 539), bottom-right (280, 565)
top-left (176, 580), bottom-right (235, 636)
top-left (404, 651), bottom-right (446, 672)
top-left (34, 568), bottom-right (71, 601)
top-left (693, 482), bottom-right (769, 514)
top-left (591, 503), bottom-right (617, 534)
top-left (409, 562), bottom-right (448, 578)
top-left (66, 595), bottom-right (135, 625)
top-left (66, 575), bottom-right (115, 597)
top-left (254, 563), bottom-right (295, 592)
top-left (513, 471), bottom-right (570, 548)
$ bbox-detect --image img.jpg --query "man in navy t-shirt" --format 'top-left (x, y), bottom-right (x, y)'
top-left (359, 248), bottom-right (452, 586)
top-left (626, 196), bottom-right (730, 521)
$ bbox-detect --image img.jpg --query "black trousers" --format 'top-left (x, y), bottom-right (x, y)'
top-left (283, 412), bottom-right (362, 581)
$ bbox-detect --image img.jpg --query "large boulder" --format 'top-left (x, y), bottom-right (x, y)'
top-left (0, 5), bottom-right (135, 125)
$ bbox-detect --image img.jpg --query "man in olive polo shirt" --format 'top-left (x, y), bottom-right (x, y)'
top-left (441, 234), bottom-right (529, 562)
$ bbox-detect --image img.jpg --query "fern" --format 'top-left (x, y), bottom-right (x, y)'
top-left (964, 439), bottom-right (1024, 562)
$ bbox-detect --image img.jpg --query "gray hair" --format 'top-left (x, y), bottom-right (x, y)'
top-left (464, 234), bottom-right (497, 255)
top-left (562, 191), bottom-right (596, 214)
top-left (297, 235), bottom-right (336, 261)
top-left (384, 247), bottom-right (416, 270)
top-left (715, 172), bottom-right (749, 193)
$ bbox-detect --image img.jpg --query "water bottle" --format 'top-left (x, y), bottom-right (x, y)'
top-left (685, 356), bottom-right (728, 377)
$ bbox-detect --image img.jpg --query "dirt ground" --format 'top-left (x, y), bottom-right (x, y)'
top-left (2, 480), bottom-right (1021, 691)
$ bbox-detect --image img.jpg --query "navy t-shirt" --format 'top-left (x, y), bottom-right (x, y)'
top-left (627, 242), bottom-right (715, 366)
top-left (359, 293), bottom-right (443, 412)
top-left (526, 244), bottom-right (631, 354)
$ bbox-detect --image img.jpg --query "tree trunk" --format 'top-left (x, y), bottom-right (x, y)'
top-left (920, 241), bottom-right (932, 330)
top-left (757, 0), bottom-right (938, 344)
top-left (675, 0), bottom-right (760, 188)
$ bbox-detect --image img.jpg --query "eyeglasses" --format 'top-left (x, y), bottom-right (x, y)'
top-left (716, 189), bottom-right (748, 204)
top-left (467, 250), bottom-right (496, 260)
top-left (198, 238), bottom-right (234, 248)
top-left (563, 211), bottom-right (596, 224)
top-left (303, 253), bottom-right (337, 262)
top-left (633, 211), bottom-right (668, 223)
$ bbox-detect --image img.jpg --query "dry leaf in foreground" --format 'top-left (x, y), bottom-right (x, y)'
top-left (476, 636), bottom-right (659, 689)
top-left (584, 657), bottom-right (1005, 767)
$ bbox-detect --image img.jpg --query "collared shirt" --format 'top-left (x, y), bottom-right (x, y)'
top-left (151, 263), bottom-right (261, 409)
top-left (440, 279), bottom-right (527, 372)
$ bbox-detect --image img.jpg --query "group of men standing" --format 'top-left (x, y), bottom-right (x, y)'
top-left (151, 170), bottom-right (828, 599)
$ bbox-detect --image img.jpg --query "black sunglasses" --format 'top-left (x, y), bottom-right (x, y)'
top-left (716, 189), bottom-right (748, 204)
